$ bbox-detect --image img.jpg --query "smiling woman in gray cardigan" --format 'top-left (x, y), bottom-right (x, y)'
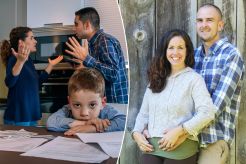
top-left (132, 29), bottom-right (216, 164)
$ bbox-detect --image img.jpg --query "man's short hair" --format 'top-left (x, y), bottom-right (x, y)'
top-left (75, 7), bottom-right (100, 30)
top-left (199, 3), bottom-right (223, 20)
top-left (68, 68), bottom-right (105, 97)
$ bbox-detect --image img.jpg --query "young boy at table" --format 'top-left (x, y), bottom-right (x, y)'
top-left (46, 68), bottom-right (126, 135)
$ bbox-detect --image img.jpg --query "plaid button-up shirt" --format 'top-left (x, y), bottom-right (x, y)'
top-left (194, 37), bottom-right (244, 147)
top-left (83, 29), bottom-right (128, 104)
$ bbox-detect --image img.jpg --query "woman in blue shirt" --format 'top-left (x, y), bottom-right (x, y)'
top-left (0, 26), bottom-right (63, 126)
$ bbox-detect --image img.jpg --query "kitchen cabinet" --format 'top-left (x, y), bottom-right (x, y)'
top-left (27, 0), bottom-right (82, 28)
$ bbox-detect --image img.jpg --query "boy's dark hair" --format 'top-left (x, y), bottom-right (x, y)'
top-left (199, 3), bottom-right (223, 20)
top-left (68, 68), bottom-right (105, 97)
top-left (147, 29), bottom-right (194, 93)
top-left (75, 7), bottom-right (100, 30)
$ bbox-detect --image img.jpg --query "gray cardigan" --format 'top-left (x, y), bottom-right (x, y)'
top-left (133, 67), bottom-right (215, 140)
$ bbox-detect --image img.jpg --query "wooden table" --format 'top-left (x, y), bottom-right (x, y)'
top-left (0, 125), bottom-right (117, 164)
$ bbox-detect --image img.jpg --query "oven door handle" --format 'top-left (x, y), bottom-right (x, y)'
top-left (42, 83), bottom-right (68, 85)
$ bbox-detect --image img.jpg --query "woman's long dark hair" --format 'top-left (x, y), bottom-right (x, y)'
top-left (147, 29), bottom-right (194, 93)
top-left (0, 27), bottom-right (32, 66)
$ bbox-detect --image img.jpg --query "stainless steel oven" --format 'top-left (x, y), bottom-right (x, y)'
top-left (31, 25), bottom-right (77, 113)
top-left (38, 69), bottom-right (74, 113)
top-left (31, 24), bottom-right (79, 65)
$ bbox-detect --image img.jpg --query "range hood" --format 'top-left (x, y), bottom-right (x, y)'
top-left (32, 23), bottom-right (75, 37)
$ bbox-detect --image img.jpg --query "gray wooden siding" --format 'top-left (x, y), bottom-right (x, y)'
top-left (119, 0), bottom-right (246, 163)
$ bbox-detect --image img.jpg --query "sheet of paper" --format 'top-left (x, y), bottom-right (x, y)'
top-left (98, 142), bottom-right (122, 158)
top-left (21, 136), bottom-right (109, 163)
top-left (0, 129), bottom-right (38, 138)
top-left (76, 131), bottom-right (124, 158)
top-left (76, 131), bottom-right (124, 143)
top-left (0, 137), bottom-right (47, 152)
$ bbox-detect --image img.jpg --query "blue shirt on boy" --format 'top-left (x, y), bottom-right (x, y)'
top-left (46, 104), bottom-right (126, 132)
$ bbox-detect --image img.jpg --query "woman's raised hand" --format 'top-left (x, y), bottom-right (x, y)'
top-left (48, 55), bottom-right (63, 66)
top-left (11, 42), bottom-right (30, 63)
top-left (45, 55), bottom-right (63, 74)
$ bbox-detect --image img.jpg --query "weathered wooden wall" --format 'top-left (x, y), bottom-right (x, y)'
top-left (236, 0), bottom-right (246, 163)
top-left (119, 0), bottom-right (246, 163)
top-left (156, 0), bottom-right (193, 45)
top-left (119, 1), bottom-right (155, 163)
top-left (120, 1), bottom-right (155, 131)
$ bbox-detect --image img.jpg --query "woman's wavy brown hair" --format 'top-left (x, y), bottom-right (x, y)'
top-left (147, 29), bottom-right (194, 93)
top-left (0, 27), bottom-right (32, 66)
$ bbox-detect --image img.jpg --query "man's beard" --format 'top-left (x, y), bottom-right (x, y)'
top-left (200, 34), bottom-right (217, 43)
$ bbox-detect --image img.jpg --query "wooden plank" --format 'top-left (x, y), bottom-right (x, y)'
top-left (220, 0), bottom-right (237, 44)
top-left (219, 1), bottom-right (237, 163)
top-left (236, 0), bottom-right (246, 163)
top-left (119, 0), bottom-right (155, 163)
top-left (198, 0), bottom-right (215, 7)
top-left (156, 0), bottom-right (193, 46)
top-left (119, 130), bottom-right (142, 164)
top-left (190, 1), bottom-right (198, 46)
top-left (119, 0), bottom-right (155, 130)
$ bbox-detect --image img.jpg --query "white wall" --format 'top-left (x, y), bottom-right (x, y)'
top-left (0, 0), bottom-right (26, 99)
top-left (27, 0), bottom-right (82, 27)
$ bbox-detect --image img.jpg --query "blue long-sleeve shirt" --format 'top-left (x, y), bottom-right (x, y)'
top-left (4, 55), bottom-right (49, 122)
top-left (46, 104), bottom-right (126, 132)
top-left (194, 37), bottom-right (245, 146)
top-left (84, 29), bottom-right (128, 104)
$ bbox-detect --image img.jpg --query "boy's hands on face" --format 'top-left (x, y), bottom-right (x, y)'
top-left (69, 120), bottom-right (86, 128)
top-left (64, 125), bottom-right (89, 136)
top-left (64, 119), bottom-right (111, 136)
top-left (86, 118), bottom-right (111, 132)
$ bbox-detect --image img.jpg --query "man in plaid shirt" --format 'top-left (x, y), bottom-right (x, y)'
top-left (194, 4), bottom-right (245, 164)
top-left (142, 3), bottom-right (244, 163)
top-left (65, 7), bottom-right (128, 104)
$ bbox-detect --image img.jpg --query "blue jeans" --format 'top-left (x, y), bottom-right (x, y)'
top-left (4, 120), bottom-right (37, 126)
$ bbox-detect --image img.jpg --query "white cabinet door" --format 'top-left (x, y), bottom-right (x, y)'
top-left (27, 0), bottom-right (82, 28)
